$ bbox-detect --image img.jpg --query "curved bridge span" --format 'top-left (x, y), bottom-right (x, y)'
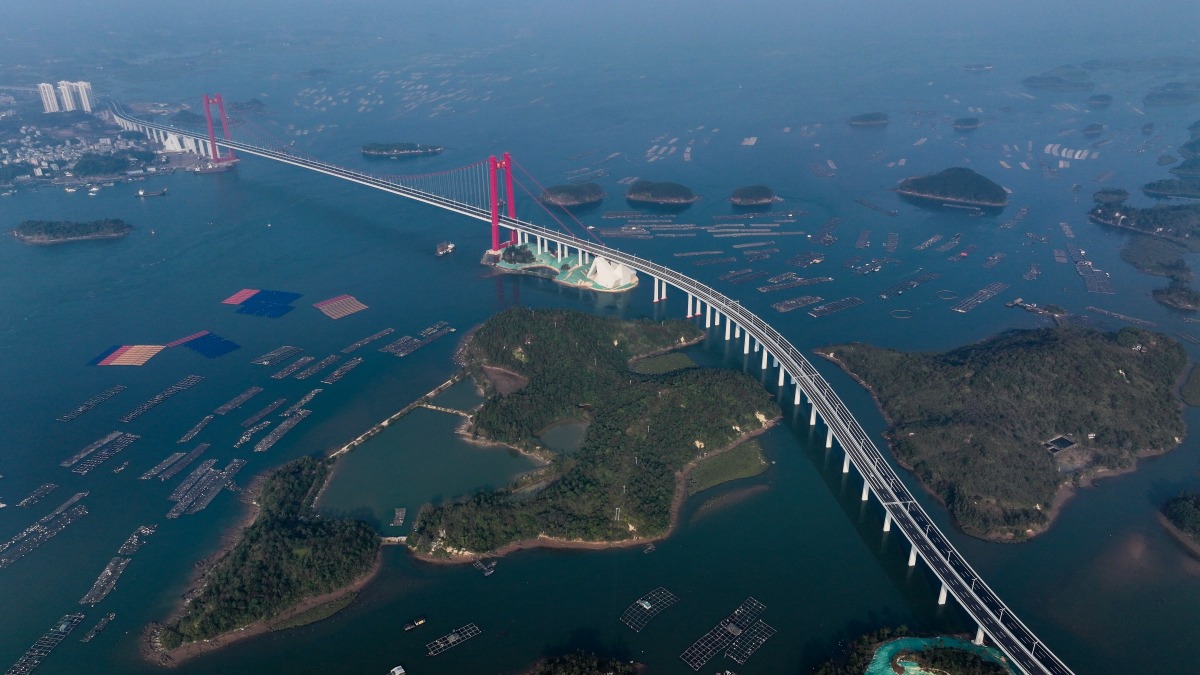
top-left (112, 104), bottom-right (1072, 675)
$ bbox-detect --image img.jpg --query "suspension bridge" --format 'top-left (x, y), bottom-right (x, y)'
top-left (109, 96), bottom-right (1073, 675)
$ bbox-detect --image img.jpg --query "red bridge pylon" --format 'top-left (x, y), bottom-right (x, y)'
top-left (489, 152), bottom-right (517, 251)
top-left (202, 93), bottom-right (236, 163)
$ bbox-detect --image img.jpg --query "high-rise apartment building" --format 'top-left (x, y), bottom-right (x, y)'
top-left (37, 83), bottom-right (60, 113)
top-left (57, 81), bottom-right (77, 111)
top-left (72, 82), bottom-right (94, 112)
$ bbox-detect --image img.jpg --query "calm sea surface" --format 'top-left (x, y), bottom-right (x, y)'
top-left (1, 2), bottom-right (1199, 673)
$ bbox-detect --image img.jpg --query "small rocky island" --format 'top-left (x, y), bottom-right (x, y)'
top-left (625, 179), bottom-right (699, 205)
top-left (1161, 492), bottom-right (1200, 555)
top-left (849, 112), bottom-right (889, 127)
top-left (729, 184), bottom-right (779, 206)
top-left (1143, 178), bottom-right (1200, 200)
top-left (12, 219), bottom-right (133, 244)
top-left (1083, 123), bottom-right (1106, 138)
top-left (821, 326), bottom-right (1187, 540)
top-left (894, 167), bottom-right (1008, 209)
top-left (953, 117), bottom-right (983, 131)
top-left (539, 182), bottom-right (605, 208)
top-left (407, 308), bottom-right (778, 557)
top-left (361, 142), bottom-right (443, 157)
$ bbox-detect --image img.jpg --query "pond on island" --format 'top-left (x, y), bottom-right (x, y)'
top-left (536, 418), bottom-right (589, 454)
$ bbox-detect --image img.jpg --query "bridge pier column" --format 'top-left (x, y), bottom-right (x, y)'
top-left (777, 367), bottom-right (786, 387)
top-left (754, 340), bottom-right (760, 353)
top-left (908, 544), bottom-right (918, 567)
top-left (841, 451), bottom-right (849, 472)
top-left (810, 406), bottom-right (817, 427)
top-left (557, 242), bottom-right (563, 262)
top-left (861, 481), bottom-right (870, 501)
top-left (686, 294), bottom-right (693, 317)
top-left (794, 388), bottom-right (801, 405)
top-left (714, 311), bottom-right (720, 326)
top-left (725, 320), bottom-right (731, 341)
top-left (735, 324), bottom-right (741, 338)
top-left (760, 349), bottom-right (768, 370)
top-left (705, 305), bottom-right (712, 328)
top-left (974, 625), bottom-right (985, 646)
top-left (660, 282), bottom-right (667, 302)
top-left (652, 279), bottom-right (660, 302)
top-left (829, 429), bottom-right (837, 451)
top-left (883, 512), bottom-right (892, 531)
top-left (743, 332), bottom-right (750, 355)
top-left (938, 583), bottom-right (948, 605)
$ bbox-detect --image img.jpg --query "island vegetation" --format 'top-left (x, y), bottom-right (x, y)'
top-left (1170, 158), bottom-right (1200, 177)
top-left (169, 110), bottom-right (206, 126)
top-left (1143, 178), bottom-right (1200, 200)
top-left (12, 218), bottom-right (133, 244)
top-left (1181, 366), bottom-right (1200, 406)
top-left (625, 179), bottom-right (699, 205)
top-left (1119, 235), bottom-right (1191, 282)
top-left (1144, 82), bottom-right (1200, 107)
top-left (1162, 492), bottom-right (1200, 543)
top-left (849, 112), bottom-right (889, 127)
top-left (1182, 139), bottom-right (1200, 160)
top-left (687, 440), bottom-right (766, 496)
top-left (897, 647), bottom-right (1009, 675)
top-left (361, 142), bottom-right (443, 157)
top-left (72, 152), bottom-right (132, 176)
top-left (953, 117), bottom-right (983, 131)
top-left (894, 167), bottom-right (1008, 209)
top-left (155, 457), bottom-right (378, 651)
top-left (1160, 155), bottom-right (1180, 167)
top-left (1082, 123), bottom-right (1105, 138)
top-left (0, 163), bottom-right (34, 183)
top-left (1089, 201), bottom-right (1200, 243)
top-left (730, 184), bottom-right (778, 206)
top-left (821, 326), bottom-right (1187, 540)
top-left (1092, 188), bottom-right (1130, 205)
top-left (525, 651), bottom-right (639, 675)
top-left (407, 308), bottom-right (778, 556)
top-left (1021, 66), bottom-right (1094, 92)
top-left (1153, 281), bottom-right (1200, 310)
top-left (540, 182), bottom-right (605, 207)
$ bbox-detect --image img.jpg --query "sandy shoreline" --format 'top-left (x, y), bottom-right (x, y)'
top-left (408, 416), bottom-right (780, 565)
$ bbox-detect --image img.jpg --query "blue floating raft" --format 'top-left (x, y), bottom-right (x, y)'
top-left (88, 346), bottom-right (122, 366)
top-left (184, 333), bottom-right (241, 358)
top-left (236, 301), bottom-right (295, 318)
top-left (251, 290), bottom-right (302, 305)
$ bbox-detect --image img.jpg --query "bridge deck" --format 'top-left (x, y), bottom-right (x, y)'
top-left (110, 104), bottom-right (1073, 675)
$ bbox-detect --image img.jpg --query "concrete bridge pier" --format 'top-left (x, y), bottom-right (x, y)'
top-left (810, 406), bottom-right (817, 427)
top-left (734, 324), bottom-right (741, 338)
top-left (557, 241), bottom-right (563, 262)
top-left (777, 366), bottom-right (786, 387)
top-left (861, 480), bottom-right (870, 501)
top-left (714, 311), bottom-right (720, 326)
top-left (743, 332), bottom-right (750, 355)
top-left (841, 452), bottom-right (849, 473)
top-left (883, 511), bottom-right (892, 532)
top-left (828, 428), bottom-right (836, 451)
top-left (760, 349), bottom-right (768, 370)
top-left (938, 583), bottom-right (949, 605)
top-left (705, 305), bottom-right (712, 328)
top-left (908, 544), bottom-right (918, 567)
top-left (794, 388), bottom-right (802, 405)
top-left (725, 319), bottom-right (732, 341)
top-left (686, 293), bottom-right (693, 317)
top-left (974, 625), bottom-right (985, 646)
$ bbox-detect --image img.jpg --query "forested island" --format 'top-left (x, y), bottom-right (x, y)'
top-left (849, 112), bottom-right (889, 127)
top-left (813, 627), bottom-right (1010, 675)
top-left (730, 184), bottom-right (778, 206)
top-left (540, 182), bottom-right (605, 207)
top-left (524, 651), bottom-right (639, 675)
top-left (953, 117), bottom-right (982, 131)
top-left (821, 326), bottom-right (1187, 540)
top-left (1143, 178), bottom-right (1200, 200)
top-left (361, 142), bottom-right (443, 157)
top-left (1090, 201), bottom-right (1200, 241)
top-left (1021, 66), bottom-right (1094, 92)
top-left (1083, 123), bottom-right (1105, 138)
top-left (151, 457), bottom-right (378, 659)
top-left (1153, 282), bottom-right (1200, 310)
top-left (11, 218), bottom-right (133, 244)
top-left (407, 308), bottom-right (778, 557)
top-left (894, 167), bottom-right (1008, 209)
top-left (1162, 492), bottom-right (1200, 551)
top-left (1170, 158), bottom-right (1200, 177)
top-left (1144, 82), bottom-right (1200, 107)
top-left (625, 179), bottom-right (699, 205)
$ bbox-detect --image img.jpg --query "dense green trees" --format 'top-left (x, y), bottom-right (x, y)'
top-left (1163, 492), bottom-right (1200, 540)
top-left (828, 326), bottom-right (1186, 539)
top-left (895, 167), bottom-right (1008, 206)
top-left (541, 182), bottom-right (605, 207)
top-left (12, 219), bottom-right (132, 243)
top-left (72, 152), bottom-right (131, 176)
top-left (529, 651), bottom-right (638, 675)
top-left (625, 179), bottom-right (698, 204)
top-left (159, 457), bottom-right (378, 648)
top-left (900, 647), bottom-right (1009, 675)
top-left (409, 308), bottom-right (778, 554)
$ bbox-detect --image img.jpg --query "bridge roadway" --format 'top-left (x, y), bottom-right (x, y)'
top-left (112, 105), bottom-right (1072, 675)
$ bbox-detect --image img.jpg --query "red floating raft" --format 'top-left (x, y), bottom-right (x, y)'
top-left (314, 294), bottom-right (368, 319)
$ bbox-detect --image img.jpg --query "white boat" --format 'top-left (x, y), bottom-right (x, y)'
top-left (388, 667), bottom-right (406, 675)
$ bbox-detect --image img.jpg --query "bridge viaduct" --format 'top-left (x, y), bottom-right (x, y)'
top-left (110, 103), bottom-right (1073, 675)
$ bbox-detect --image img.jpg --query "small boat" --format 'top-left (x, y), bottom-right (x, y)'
top-left (403, 616), bottom-right (426, 631)
top-left (136, 188), bottom-right (168, 197)
top-left (436, 241), bottom-right (455, 256)
top-left (388, 667), bottom-right (406, 675)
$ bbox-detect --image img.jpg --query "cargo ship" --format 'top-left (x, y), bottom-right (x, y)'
top-left (135, 188), bottom-right (168, 197)
top-left (403, 616), bottom-right (426, 631)
top-left (436, 241), bottom-right (455, 256)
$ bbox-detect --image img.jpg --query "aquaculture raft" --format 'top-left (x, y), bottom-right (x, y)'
top-left (314, 294), bottom-right (368, 319)
top-left (620, 587), bottom-right (679, 632)
top-left (90, 345), bottom-right (165, 366)
top-left (426, 623), bottom-right (481, 656)
top-left (680, 597), bottom-right (766, 671)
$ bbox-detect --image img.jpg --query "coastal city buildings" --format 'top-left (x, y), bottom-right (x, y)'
top-left (39, 81), bottom-right (93, 113)
top-left (37, 83), bottom-right (59, 113)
